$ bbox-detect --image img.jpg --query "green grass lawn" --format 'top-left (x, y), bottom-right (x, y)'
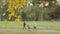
top-left (0, 21), bottom-right (60, 34)
top-left (19, 32), bottom-right (60, 34)
top-left (0, 32), bottom-right (60, 34)
top-left (0, 21), bottom-right (60, 30)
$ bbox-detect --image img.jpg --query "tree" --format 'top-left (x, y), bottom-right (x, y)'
top-left (32, 0), bottom-right (58, 20)
top-left (0, 0), bottom-right (27, 30)
top-left (0, 0), bottom-right (27, 20)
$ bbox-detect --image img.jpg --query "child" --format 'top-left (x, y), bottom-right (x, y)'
top-left (33, 21), bottom-right (37, 30)
top-left (27, 25), bottom-right (31, 31)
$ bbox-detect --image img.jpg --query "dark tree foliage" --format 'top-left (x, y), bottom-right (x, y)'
top-left (49, 6), bottom-right (60, 20)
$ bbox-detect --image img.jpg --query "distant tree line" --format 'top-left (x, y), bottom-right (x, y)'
top-left (0, 0), bottom-right (60, 21)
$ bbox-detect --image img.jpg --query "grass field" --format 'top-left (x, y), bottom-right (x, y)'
top-left (0, 21), bottom-right (60, 34)
top-left (0, 30), bottom-right (60, 34)
top-left (0, 21), bottom-right (60, 30)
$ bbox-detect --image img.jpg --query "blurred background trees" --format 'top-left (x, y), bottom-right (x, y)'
top-left (0, 0), bottom-right (60, 21)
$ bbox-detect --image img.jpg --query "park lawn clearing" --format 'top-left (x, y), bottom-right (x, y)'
top-left (0, 21), bottom-right (60, 30)
top-left (0, 28), bottom-right (60, 34)
top-left (0, 21), bottom-right (60, 34)
top-left (0, 31), bottom-right (60, 34)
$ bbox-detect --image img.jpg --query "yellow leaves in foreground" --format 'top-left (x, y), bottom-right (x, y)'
top-left (2, 0), bottom-right (27, 30)
top-left (8, 11), bottom-right (15, 20)
top-left (7, 6), bottom-right (14, 13)
top-left (13, 15), bottom-right (21, 25)
top-left (2, 0), bottom-right (27, 20)
top-left (17, 15), bottom-right (21, 19)
top-left (4, 20), bottom-right (9, 30)
top-left (2, 13), bottom-right (6, 16)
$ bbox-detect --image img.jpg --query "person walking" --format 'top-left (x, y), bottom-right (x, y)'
top-left (23, 20), bottom-right (26, 30)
